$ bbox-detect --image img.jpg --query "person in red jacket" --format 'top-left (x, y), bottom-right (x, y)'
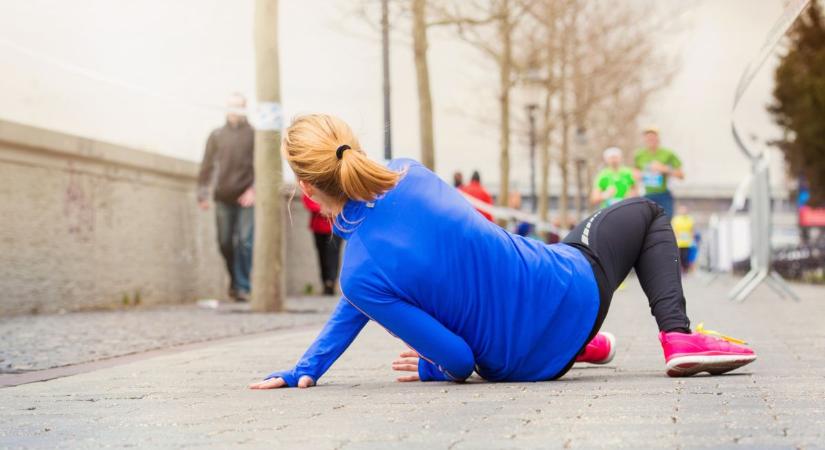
top-left (302, 194), bottom-right (343, 295)
top-left (460, 171), bottom-right (494, 221)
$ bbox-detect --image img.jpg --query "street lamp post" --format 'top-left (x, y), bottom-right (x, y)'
top-left (526, 104), bottom-right (539, 212)
top-left (381, 0), bottom-right (392, 160)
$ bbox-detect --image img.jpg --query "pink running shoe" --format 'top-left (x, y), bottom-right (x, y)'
top-left (575, 332), bottom-right (616, 365)
top-left (659, 325), bottom-right (756, 377)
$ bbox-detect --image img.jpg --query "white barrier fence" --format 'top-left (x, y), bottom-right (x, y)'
top-left (458, 192), bottom-right (566, 237)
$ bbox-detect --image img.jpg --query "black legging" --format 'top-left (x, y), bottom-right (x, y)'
top-left (313, 233), bottom-right (342, 289)
top-left (552, 198), bottom-right (691, 379)
top-left (564, 197), bottom-right (692, 335)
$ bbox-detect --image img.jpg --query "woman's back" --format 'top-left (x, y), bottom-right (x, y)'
top-left (338, 159), bottom-right (599, 381)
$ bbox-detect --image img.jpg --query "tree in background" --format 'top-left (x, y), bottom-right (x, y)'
top-left (770, 0), bottom-right (825, 204)
top-left (432, 0), bottom-right (535, 209)
top-left (411, 0), bottom-right (437, 171)
top-left (360, 1), bottom-right (435, 171)
top-left (356, 0), bottom-right (674, 223)
top-left (356, 0), bottom-right (452, 172)
top-left (520, 0), bottom-right (676, 226)
top-left (251, 0), bottom-right (285, 311)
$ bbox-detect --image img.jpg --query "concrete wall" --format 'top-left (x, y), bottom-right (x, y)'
top-left (0, 120), bottom-right (321, 316)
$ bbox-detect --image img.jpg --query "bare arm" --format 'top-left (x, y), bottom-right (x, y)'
top-left (590, 185), bottom-right (617, 206)
top-left (670, 167), bottom-right (685, 180)
top-left (589, 188), bottom-right (605, 206)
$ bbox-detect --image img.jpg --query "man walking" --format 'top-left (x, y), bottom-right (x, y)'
top-left (198, 93), bottom-right (255, 302)
top-left (634, 127), bottom-right (684, 217)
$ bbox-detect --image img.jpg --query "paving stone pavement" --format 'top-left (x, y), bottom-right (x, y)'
top-left (1, 276), bottom-right (824, 449)
top-left (0, 297), bottom-right (339, 373)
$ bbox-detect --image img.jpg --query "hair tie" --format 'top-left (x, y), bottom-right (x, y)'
top-left (336, 144), bottom-right (351, 160)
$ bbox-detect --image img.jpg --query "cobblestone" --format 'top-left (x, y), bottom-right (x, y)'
top-left (1, 276), bottom-right (824, 448)
top-left (0, 296), bottom-right (339, 372)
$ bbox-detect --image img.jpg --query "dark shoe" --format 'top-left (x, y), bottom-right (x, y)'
top-left (233, 291), bottom-right (250, 303)
top-left (323, 281), bottom-right (335, 296)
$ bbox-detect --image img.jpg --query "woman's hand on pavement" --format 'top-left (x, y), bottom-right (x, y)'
top-left (392, 349), bottom-right (421, 382)
top-left (248, 375), bottom-right (315, 389)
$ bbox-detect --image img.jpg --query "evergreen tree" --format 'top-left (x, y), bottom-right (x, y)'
top-left (769, 0), bottom-right (825, 203)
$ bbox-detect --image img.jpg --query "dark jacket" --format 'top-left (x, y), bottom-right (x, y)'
top-left (197, 119), bottom-right (254, 203)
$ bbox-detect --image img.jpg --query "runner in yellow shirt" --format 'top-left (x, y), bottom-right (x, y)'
top-left (672, 205), bottom-right (695, 273)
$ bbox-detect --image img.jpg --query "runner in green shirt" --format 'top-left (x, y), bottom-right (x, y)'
top-left (590, 147), bottom-right (638, 209)
top-left (633, 128), bottom-right (684, 217)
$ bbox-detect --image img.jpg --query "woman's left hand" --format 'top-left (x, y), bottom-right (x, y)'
top-left (248, 375), bottom-right (315, 389)
top-left (391, 349), bottom-right (421, 382)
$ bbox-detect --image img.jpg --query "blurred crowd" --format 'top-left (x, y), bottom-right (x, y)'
top-left (455, 126), bottom-right (700, 274)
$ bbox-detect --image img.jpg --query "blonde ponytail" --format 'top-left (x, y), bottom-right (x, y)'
top-left (282, 114), bottom-right (401, 213)
top-left (338, 149), bottom-right (400, 201)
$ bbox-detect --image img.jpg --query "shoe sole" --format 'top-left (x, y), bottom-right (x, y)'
top-left (665, 353), bottom-right (757, 377)
top-left (590, 332), bottom-right (616, 365)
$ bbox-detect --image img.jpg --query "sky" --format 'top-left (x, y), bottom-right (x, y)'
top-left (0, 0), bottom-right (795, 196)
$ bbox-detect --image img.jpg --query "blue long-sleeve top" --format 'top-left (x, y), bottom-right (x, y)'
top-left (267, 159), bottom-right (599, 386)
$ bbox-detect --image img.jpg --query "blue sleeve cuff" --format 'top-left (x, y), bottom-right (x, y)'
top-left (265, 370), bottom-right (298, 387)
top-left (418, 359), bottom-right (450, 382)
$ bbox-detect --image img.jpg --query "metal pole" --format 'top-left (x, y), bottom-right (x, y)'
top-left (727, 0), bottom-right (809, 302)
top-left (381, 0), bottom-right (392, 160)
top-left (526, 104), bottom-right (538, 212)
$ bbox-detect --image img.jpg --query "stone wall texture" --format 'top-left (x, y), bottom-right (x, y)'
top-left (0, 120), bottom-right (321, 316)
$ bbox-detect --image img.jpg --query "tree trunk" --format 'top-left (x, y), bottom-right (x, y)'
top-left (497, 0), bottom-right (512, 208)
top-left (559, 121), bottom-right (569, 228)
top-left (538, 0), bottom-right (557, 227)
top-left (586, 160), bottom-right (595, 208)
top-left (571, 9), bottom-right (586, 223)
top-left (538, 89), bottom-right (552, 225)
top-left (558, 17), bottom-right (570, 228)
top-left (574, 159), bottom-right (584, 220)
top-left (251, 0), bottom-right (285, 312)
top-left (412, 0), bottom-right (435, 171)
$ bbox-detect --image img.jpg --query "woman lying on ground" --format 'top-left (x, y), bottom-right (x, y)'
top-left (249, 114), bottom-right (755, 390)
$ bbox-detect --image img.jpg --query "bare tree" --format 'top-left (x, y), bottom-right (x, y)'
top-left (535, 2), bottom-right (559, 227)
top-left (517, 0), bottom-right (560, 227)
top-left (412, 0), bottom-right (436, 170)
top-left (519, 0), bottom-right (678, 225)
top-left (354, 1), bottom-right (441, 171)
top-left (251, 0), bottom-right (284, 312)
top-left (432, 0), bottom-right (536, 208)
top-left (352, 0), bottom-right (677, 224)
